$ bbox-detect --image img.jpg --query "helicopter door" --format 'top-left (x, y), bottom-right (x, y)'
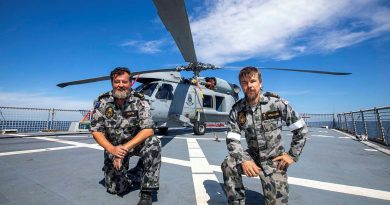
top-left (152, 83), bottom-right (174, 121)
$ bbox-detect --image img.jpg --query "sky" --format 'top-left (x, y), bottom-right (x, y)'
top-left (0, 0), bottom-right (389, 114)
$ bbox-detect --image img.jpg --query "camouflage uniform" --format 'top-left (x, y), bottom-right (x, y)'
top-left (90, 90), bottom-right (161, 195)
top-left (221, 92), bottom-right (308, 205)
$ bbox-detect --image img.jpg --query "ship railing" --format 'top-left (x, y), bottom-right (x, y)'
top-left (0, 106), bottom-right (89, 133)
top-left (336, 106), bottom-right (390, 146)
top-left (1, 105), bottom-right (389, 146)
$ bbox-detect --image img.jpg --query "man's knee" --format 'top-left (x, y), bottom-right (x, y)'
top-left (144, 136), bottom-right (162, 153)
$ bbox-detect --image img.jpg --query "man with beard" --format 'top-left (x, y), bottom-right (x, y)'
top-left (90, 67), bottom-right (161, 205)
top-left (221, 66), bottom-right (308, 205)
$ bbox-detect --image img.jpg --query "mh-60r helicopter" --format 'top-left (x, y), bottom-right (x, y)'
top-left (57, 0), bottom-right (351, 135)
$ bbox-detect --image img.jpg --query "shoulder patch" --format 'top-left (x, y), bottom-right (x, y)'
top-left (133, 91), bottom-right (145, 100)
top-left (105, 107), bottom-right (114, 119)
top-left (238, 111), bottom-right (247, 125)
top-left (264, 91), bottom-right (280, 99)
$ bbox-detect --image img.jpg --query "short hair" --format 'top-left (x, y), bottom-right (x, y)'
top-left (110, 67), bottom-right (131, 82)
top-left (239, 66), bottom-right (262, 83)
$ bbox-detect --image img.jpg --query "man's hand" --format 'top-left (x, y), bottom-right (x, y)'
top-left (272, 153), bottom-right (294, 171)
top-left (109, 145), bottom-right (128, 159)
top-left (242, 161), bottom-right (261, 177)
top-left (113, 157), bottom-right (123, 170)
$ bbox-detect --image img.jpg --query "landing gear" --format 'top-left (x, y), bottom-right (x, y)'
top-left (193, 121), bottom-right (206, 135)
top-left (158, 127), bottom-right (168, 135)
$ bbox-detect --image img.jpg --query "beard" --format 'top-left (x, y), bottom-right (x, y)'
top-left (245, 91), bottom-right (259, 103)
top-left (113, 89), bottom-right (130, 99)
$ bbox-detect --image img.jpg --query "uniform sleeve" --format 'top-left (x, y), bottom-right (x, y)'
top-left (89, 100), bottom-right (106, 133)
top-left (137, 99), bottom-right (154, 129)
top-left (226, 108), bottom-right (251, 164)
top-left (278, 100), bottom-right (308, 162)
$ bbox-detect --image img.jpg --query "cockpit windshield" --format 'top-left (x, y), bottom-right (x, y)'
top-left (135, 83), bottom-right (158, 97)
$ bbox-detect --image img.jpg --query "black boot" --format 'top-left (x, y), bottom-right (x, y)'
top-left (138, 191), bottom-right (152, 205)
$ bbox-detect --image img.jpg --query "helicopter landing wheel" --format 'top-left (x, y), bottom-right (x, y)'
top-left (158, 127), bottom-right (168, 135)
top-left (193, 121), bottom-right (206, 135)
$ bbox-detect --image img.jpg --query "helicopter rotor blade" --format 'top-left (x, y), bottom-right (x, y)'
top-left (223, 66), bottom-right (351, 75)
top-left (57, 76), bottom-right (110, 88)
top-left (153, 0), bottom-right (197, 63)
top-left (57, 68), bottom-right (179, 88)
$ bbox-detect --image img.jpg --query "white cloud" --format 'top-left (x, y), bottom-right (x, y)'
top-left (0, 92), bottom-right (91, 110)
top-left (120, 39), bottom-right (166, 54)
top-left (188, 0), bottom-right (390, 65)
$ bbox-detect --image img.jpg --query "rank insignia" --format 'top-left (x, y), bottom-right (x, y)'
top-left (105, 107), bottom-right (114, 119)
top-left (238, 112), bottom-right (246, 125)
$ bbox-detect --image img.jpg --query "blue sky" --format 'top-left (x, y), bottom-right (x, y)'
top-left (0, 0), bottom-right (389, 114)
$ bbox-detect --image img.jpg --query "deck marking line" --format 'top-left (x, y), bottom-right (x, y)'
top-left (0, 146), bottom-right (80, 156)
top-left (4, 134), bottom-right (28, 137)
top-left (29, 136), bottom-right (103, 150)
top-left (161, 157), bottom-right (191, 167)
top-left (187, 138), bottom-right (226, 205)
top-left (288, 177), bottom-right (390, 201)
top-left (52, 135), bottom-right (90, 138)
top-left (332, 129), bottom-right (390, 155)
top-left (311, 135), bottom-right (335, 138)
top-left (207, 164), bottom-right (390, 201)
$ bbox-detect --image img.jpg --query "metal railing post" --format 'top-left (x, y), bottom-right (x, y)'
top-left (351, 112), bottom-right (357, 135)
top-left (343, 113), bottom-right (348, 132)
top-left (51, 109), bottom-right (55, 130)
top-left (374, 107), bottom-right (385, 144)
top-left (332, 113), bottom-right (336, 129)
top-left (46, 109), bottom-right (51, 131)
top-left (360, 110), bottom-right (368, 137)
top-left (337, 114), bottom-right (341, 129)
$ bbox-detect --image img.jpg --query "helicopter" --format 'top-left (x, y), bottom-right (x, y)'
top-left (57, 0), bottom-right (351, 135)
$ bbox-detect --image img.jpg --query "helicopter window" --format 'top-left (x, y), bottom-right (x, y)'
top-left (203, 95), bottom-right (213, 108)
top-left (156, 83), bottom-right (174, 100)
top-left (136, 83), bottom-right (158, 97)
top-left (215, 96), bottom-right (225, 112)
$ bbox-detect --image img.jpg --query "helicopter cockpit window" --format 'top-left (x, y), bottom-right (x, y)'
top-left (156, 83), bottom-right (174, 100)
top-left (203, 95), bottom-right (213, 108)
top-left (135, 83), bottom-right (158, 97)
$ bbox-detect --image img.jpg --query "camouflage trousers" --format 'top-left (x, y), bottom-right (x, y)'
top-left (221, 154), bottom-right (289, 205)
top-left (103, 136), bottom-right (161, 194)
